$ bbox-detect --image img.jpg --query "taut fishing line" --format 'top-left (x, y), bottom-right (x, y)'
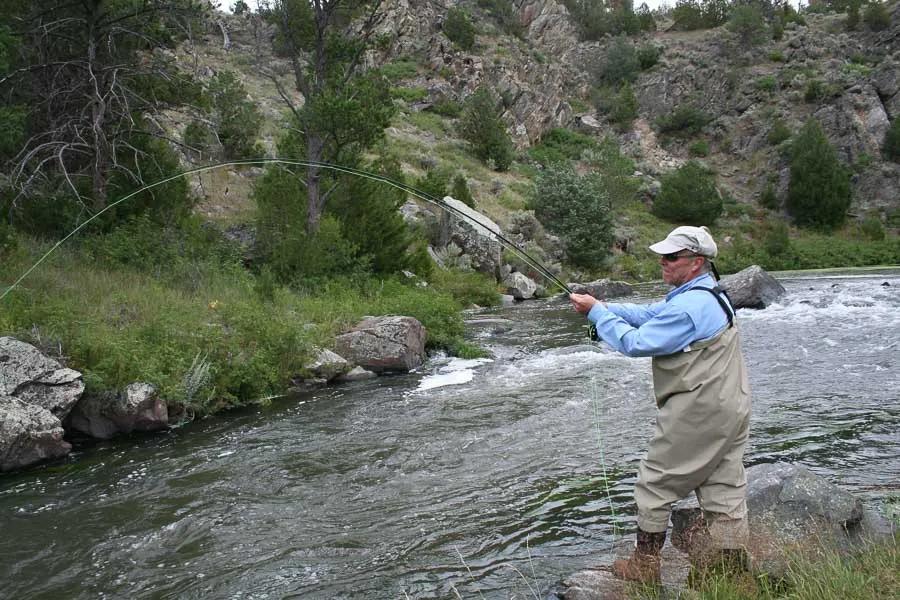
top-left (0, 158), bottom-right (572, 302)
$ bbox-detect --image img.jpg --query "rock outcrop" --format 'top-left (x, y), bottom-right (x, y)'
top-left (303, 348), bottom-right (351, 382)
top-left (0, 396), bottom-right (72, 472)
top-left (503, 270), bottom-right (538, 300)
top-left (720, 265), bottom-right (786, 309)
top-left (335, 316), bottom-right (427, 374)
top-left (0, 336), bottom-right (84, 418)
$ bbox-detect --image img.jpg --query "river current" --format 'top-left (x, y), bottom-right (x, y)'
top-left (1, 270), bottom-right (898, 599)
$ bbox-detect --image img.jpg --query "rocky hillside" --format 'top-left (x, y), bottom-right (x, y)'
top-left (178, 1), bottom-right (900, 236)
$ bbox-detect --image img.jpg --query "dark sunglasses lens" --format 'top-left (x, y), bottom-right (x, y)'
top-left (663, 253), bottom-right (680, 262)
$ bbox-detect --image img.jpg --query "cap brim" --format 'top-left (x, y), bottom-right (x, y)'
top-left (649, 239), bottom-right (684, 254)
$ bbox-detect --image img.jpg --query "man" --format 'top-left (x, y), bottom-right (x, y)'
top-left (569, 225), bottom-right (751, 583)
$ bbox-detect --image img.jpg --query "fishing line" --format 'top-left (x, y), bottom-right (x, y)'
top-left (590, 372), bottom-right (621, 538)
top-left (0, 158), bottom-right (573, 302)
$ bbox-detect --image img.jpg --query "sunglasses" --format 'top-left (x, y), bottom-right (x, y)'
top-left (661, 252), bottom-right (700, 262)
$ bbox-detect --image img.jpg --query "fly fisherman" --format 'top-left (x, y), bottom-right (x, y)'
top-left (569, 226), bottom-right (751, 584)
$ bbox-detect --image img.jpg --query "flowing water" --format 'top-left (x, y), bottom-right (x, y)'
top-left (2, 270), bottom-right (898, 599)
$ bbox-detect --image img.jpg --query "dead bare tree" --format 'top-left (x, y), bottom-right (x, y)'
top-left (1, 0), bottom-right (208, 213)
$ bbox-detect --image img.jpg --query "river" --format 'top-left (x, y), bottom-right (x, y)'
top-left (1, 269), bottom-right (898, 599)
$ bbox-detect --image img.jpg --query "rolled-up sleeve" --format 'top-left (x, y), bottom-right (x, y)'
top-left (587, 302), bottom-right (698, 357)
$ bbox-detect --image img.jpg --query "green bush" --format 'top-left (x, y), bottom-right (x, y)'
top-left (764, 220), bottom-right (791, 256)
top-left (0, 105), bottom-right (27, 160)
top-left (804, 79), bottom-right (829, 103)
top-left (769, 49), bottom-right (784, 62)
top-left (637, 43), bottom-right (662, 70)
top-left (883, 118), bottom-right (900, 162)
top-left (391, 86), bottom-right (428, 102)
top-left (450, 173), bottom-right (475, 207)
top-left (458, 87), bottom-right (515, 171)
top-left (444, 8), bottom-right (476, 50)
top-left (527, 128), bottom-right (598, 166)
top-left (846, 1), bottom-right (861, 30)
top-left (756, 76), bottom-right (777, 93)
top-left (688, 139), bottom-right (710, 157)
top-left (380, 59), bottom-right (418, 82)
top-left (860, 215), bottom-right (885, 241)
top-left (609, 82), bottom-right (639, 129)
top-left (768, 119), bottom-right (792, 145)
top-left (206, 70), bottom-right (263, 159)
top-left (787, 119), bottom-right (852, 230)
top-left (727, 4), bottom-right (768, 48)
top-left (183, 119), bottom-right (216, 156)
top-left (532, 163), bottom-right (615, 268)
top-left (760, 182), bottom-right (779, 210)
top-left (431, 97), bottom-right (463, 118)
top-left (477, 0), bottom-right (524, 38)
top-left (601, 36), bottom-right (640, 85)
top-left (655, 104), bottom-right (711, 137)
top-left (652, 161), bottom-right (723, 224)
top-left (415, 167), bottom-right (450, 199)
top-left (864, 1), bottom-right (891, 31)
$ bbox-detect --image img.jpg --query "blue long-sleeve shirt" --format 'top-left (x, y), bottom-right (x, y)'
top-left (586, 273), bottom-right (732, 357)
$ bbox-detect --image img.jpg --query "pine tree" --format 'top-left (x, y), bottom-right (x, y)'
top-left (458, 87), bottom-right (514, 171)
top-left (787, 119), bottom-right (852, 229)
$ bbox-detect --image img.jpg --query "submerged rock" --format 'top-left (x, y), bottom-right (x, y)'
top-left (719, 265), bottom-right (786, 309)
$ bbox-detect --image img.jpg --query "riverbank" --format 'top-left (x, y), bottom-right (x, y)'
top-left (0, 235), bottom-right (497, 418)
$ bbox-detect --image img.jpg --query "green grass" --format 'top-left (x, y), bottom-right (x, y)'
top-left (0, 237), bottom-right (496, 415)
top-left (628, 535), bottom-right (900, 599)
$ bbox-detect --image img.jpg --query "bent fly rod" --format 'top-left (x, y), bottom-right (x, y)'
top-left (0, 158), bottom-right (573, 302)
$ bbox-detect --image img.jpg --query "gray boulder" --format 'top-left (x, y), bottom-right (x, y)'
top-left (334, 316), bottom-right (427, 374)
top-left (303, 348), bottom-right (351, 381)
top-left (503, 271), bottom-right (538, 300)
top-left (0, 336), bottom-right (85, 418)
top-left (443, 196), bottom-right (504, 278)
top-left (335, 366), bottom-right (378, 382)
top-left (567, 279), bottom-right (634, 299)
top-left (65, 383), bottom-right (169, 440)
top-left (671, 462), bottom-right (895, 577)
top-left (0, 395), bottom-right (71, 472)
top-left (719, 265), bottom-right (786, 309)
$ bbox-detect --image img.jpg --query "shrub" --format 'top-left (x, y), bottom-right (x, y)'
top-left (768, 119), bottom-right (792, 145)
top-left (883, 118), bottom-right (900, 162)
top-left (183, 119), bottom-right (216, 156)
top-left (477, 0), bottom-right (524, 38)
top-left (527, 128), bottom-right (598, 166)
top-left (769, 49), bottom-right (784, 62)
top-left (688, 139), bottom-right (710, 157)
top-left (764, 220), bottom-right (791, 256)
top-left (458, 87), bottom-right (514, 171)
top-left (444, 8), bottom-right (476, 50)
top-left (450, 173), bottom-right (475, 207)
top-left (431, 97), bottom-right (463, 118)
top-left (391, 86), bottom-right (428, 102)
top-left (863, 2), bottom-right (891, 31)
top-left (637, 43), bottom-right (662, 70)
top-left (756, 76), bottom-right (777, 93)
top-left (861, 215), bottom-right (885, 241)
top-left (532, 163), bottom-right (615, 268)
top-left (655, 104), bottom-right (711, 137)
top-left (380, 59), bottom-right (418, 82)
top-left (206, 70), bottom-right (263, 159)
top-left (652, 161), bottom-right (723, 224)
top-left (727, 4), bottom-right (768, 48)
top-left (787, 119), bottom-right (852, 230)
top-left (760, 182), bottom-right (779, 210)
top-left (846, 1), bottom-right (861, 30)
top-left (609, 82), bottom-right (639, 129)
top-left (415, 167), bottom-right (449, 199)
top-left (601, 36), bottom-right (640, 85)
top-left (805, 79), bottom-right (828, 103)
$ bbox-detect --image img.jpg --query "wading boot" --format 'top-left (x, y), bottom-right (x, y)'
top-left (612, 529), bottom-right (666, 584)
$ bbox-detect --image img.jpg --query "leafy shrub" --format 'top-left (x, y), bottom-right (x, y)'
top-left (444, 8), bottom-right (476, 50)
top-left (760, 182), bottom-right (779, 210)
top-left (787, 119), bottom-right (852, 230)
top-left (450, 173), bottom-right (475, 207)
top-left (883, 118), bottom-right (900, 162)
top-left (458, 87), bottom-right (515, 171)
top-left (477, 0), bottom-right (524, 37)
top-left (764, 220), bottom-right (791, 256)
top-left (415, 167), bottom-right (450, 199)
top-left (380, 59), bottom-right (418, 82)
top-left (601, 36), bottom-right (639, 85)
top-left (756, 76), bottom-right (777, 93)
top-left (768, 119), bottom-right (792, 145)
top-left (430, 97), bottom-right (463, 118)
top-left (727, 4), bottom-right (768, 48)
top-left (637, 3), bottom-right (656, 32)
top-left (0, 105), bottom-right (27, 160)
top-left (860, 215), bottom-right (885, 241)
top-left (846, 1), bottom-right (861, 30)
top-left (655, 104), bottom-right (711, 137)
top-left (804, 79), bottom-right (828, 103)
top-left (772, 20), bottom-right (784, 41)
top-left (652, 161), bottom-right (723, 224)
top-left (863, 2), bottom-right (891, 31)
top-left (688, 139), bottom-right (710, 157)
top-left (183, 119), bottom-right (216, 156)
top-left (532, 163), bottom-right (615, 268)
top-left (769, 50), bottom-right (784, 63)
top-left (608, 82), bottom-right (639, 129)
top-left (527, 128), bottom-right (598, 166)
top-left (391, 86), bottom-right (428, 102)
top-left (637, 43), bottom-right (663, 70)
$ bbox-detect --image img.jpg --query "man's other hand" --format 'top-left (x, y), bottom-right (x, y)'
top-left (569, 293), bottom-right (602, 315)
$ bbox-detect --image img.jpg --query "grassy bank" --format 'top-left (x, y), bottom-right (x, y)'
top-left (0, 236), bottom-right (497, 417)
top-left (629, 535), bottom-right (900, 600)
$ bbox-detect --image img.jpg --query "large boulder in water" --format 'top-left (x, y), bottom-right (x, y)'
top-left (65, 383), bottom-right (169, 440)
top-left (0, 395), bottom-right (71, 472)
top-left (671, 462), bottom-right (895, 577)
top-left (334, 316), bottom-right (427, 374)
top-left (719, 265), bottom-right (786, 309)
top-left (503, 271), bottom-right (538, 300)
top-left (567, 279), bottom-right (633, 299)
top-left (0, 336), bottom-right (85, 418)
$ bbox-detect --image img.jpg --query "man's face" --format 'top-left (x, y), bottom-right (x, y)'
top-left (659, 251), bottom-right (704, 286)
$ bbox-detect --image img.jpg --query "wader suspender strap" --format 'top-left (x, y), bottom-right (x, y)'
top-left (694, 286), bottom-right (735, 328)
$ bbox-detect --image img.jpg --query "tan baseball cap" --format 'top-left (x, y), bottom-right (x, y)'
top-left (649, 226), bottom-right (718, 258)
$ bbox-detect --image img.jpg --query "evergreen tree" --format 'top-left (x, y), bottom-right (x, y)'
top-left (787, 119), bottom-right (852, 229)
top-left (652, 161), bottom-right (723, 224)
top-left (458, 87), bottom-right (514, 171)
top-left (444, 8), bottom-right (476, 51)
top-left (451, 173), bottom-right (475, 208)
top-left (206, 71), bottom-right (263, 159)
top-left (884, 118), bottom-right (900, 162)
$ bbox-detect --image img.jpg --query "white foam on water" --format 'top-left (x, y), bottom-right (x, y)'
top-left (411, 357), bottom-right (493, 392)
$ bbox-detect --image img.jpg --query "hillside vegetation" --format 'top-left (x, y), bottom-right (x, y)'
top-left (1, 0), bottom-right (898, 414)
